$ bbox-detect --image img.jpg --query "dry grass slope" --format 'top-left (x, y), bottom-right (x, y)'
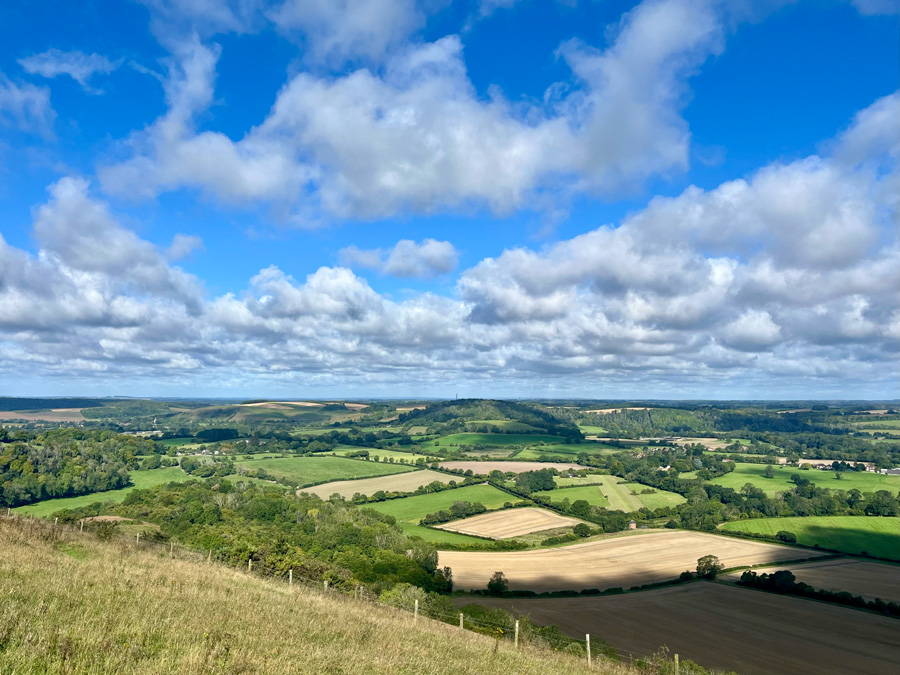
top-left (0, 517), bottom-right (629, 675)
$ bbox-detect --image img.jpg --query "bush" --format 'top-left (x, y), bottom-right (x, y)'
top-left (487, 571), bottom-right (509, 595)
top-left (776, 530), bottom-right (797, 544)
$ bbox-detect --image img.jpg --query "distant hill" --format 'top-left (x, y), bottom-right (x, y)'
top-left (0, 517), bottom-right (612, 675)
top-left (399, 399), bottom-right (584, 440)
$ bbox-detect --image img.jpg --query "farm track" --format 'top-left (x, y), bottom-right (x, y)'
top-left (464, 583), bottom-right (900, 675)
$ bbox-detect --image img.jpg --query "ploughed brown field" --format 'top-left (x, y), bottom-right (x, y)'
top-left (302, 469), bottom-right (451, 499)
top-left (437, 461), bottom-right (586, 473)
top-left (465, 583), bottom-right (900, 675)
top-left (0, 408), bottom-right (87, 422)
top-left (723, 557), bottom-right (900, 603)
top-left (437, 507), bottom-right (582, 539)
top-left (439, 530), bottom-right (825, 591)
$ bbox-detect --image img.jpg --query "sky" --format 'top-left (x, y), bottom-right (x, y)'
top-left (0, 0), bottom-right (897, 400)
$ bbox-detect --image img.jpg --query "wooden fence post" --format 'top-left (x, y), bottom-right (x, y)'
top-left (414, 599), bottom-right (419, 623)
top-left (674, 653), bottom-right (679, 675)
top-left (514, 620), bottom-right (519, 649)
top-left (136, 532), bottom-right (140, 546)
top-left (170, 542), bottom-right (174, 556)
top-left (79, 520), bottom-right (84, 533)
top-left (586, 634), bottom-right (591, 668)
top-left (248, 558), bottom-right (252, 572)
top-left (207, 550), bottom-right (211, 563)
top-left (459, 613), bottom-right (463, 629)
top-left (289, 569), bottom-right (293, 586)
top-left (54, 517), bottom-right (58, 526)
top-left (324, 580), bottom-right (329, 592)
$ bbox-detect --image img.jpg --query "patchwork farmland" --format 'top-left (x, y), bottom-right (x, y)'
top-left (467, 583), bottom-right (900, 675)
top-left (437, 507), bottom-right (582, 539)
top-left (440, 530), bottom-right (825, 591)
top-left (437, 461), bottom-right (586, 473)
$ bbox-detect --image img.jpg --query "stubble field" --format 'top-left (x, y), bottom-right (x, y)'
top-left (437, 507), bottom-right (582, 539)
top-left (440, 530), bottom-right (825, 591)
top-left (302, 469), bottom-right (452, 499)
top-left (466, 583), bottom-right (900, 675)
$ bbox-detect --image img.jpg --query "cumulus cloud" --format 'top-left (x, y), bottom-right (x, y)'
top-left (0, 73), bottom-right (54, 136)
top-left (18, 49), bottom-right (120, 91)
top-left (339, 239), bottom-right (459, 278)
top-left (99, 0), bottom-right (738, 222)
top-left (2, 95), bottom-right (898, 396)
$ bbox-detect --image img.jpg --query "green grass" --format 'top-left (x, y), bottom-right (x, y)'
top-left (622, 483), bottom-right (686, 510)
top-left (366, 484), bottom-right (514, 522)
top-left (435, 433), bottom-right (553, 447)
top-left (554, 476), bottom-right (607, 487)
top-left (534, 484), bottom-right (610, 508)
top-left (598, 480), bottom-right (642, 512)
top-left (718, 516), bottom-right (900, 560)
top-left (243, 456), bottom-right (417, 486)
top-left (394, 522), bottom-right (487, 544)
top-left (512, 449), bottom-right (573, 461)
top-left (157, 437), bottom-right (197, 447)
top-left (14, 467), bottom-right (193, 516)
top-left (854, 420), bottom-right (900, 428)
top-left (220, 474), bottom-right (290, 489)
top-left (329, 447), bottom-right (435, 462)
top-left (577, 425), bottom-right (607, 434)
top-left (708, 463), bottom-right (899, 497)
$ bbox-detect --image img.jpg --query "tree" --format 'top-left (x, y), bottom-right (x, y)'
top-left (696, 555), bottom-right (724, 579)
top-left (487, 571), bottom-right (508, 595)
top-left (776, 530), bottom-right (797, 544)
top-left (573, 523), bottom-right (591, 538)
top-left (763, 465), bottom-right (775, 479)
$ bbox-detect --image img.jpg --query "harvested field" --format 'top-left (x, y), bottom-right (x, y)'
top-left (438, 461), bottom-right (585, 474)
top-left (302, 469), bottom-right (452, 499)
top-left (439, 530), bottom-right (825, 591)
top-left (437, 508), bottom-right (582, 539)
top-left (722, 557), bottom-right (900, 603)
top-left (465, 583), bottom-right (900, 675)
top-left (0, 408), bottom-right (87, 422)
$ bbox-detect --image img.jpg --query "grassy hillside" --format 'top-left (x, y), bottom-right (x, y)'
top-left (708, 463), bottom-right (897, 496)
top-left (0, 517), bottom-right (623, 675)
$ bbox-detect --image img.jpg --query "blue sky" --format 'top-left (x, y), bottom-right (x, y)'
top-left (0, 0), bottom-right (897, 399)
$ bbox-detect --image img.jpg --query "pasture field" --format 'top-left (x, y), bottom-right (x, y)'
top-left (622, 483), bottom-right (686, 510)
top-left (242, 456), bottom-right (417, 486)
top-left (439, 530), bottom-right (821, 592)
top-left (437, 461), bottom-right (585, 473)
top-left (534, 485), bottom-right (610, 509)
top-left (708, 463), bottom-right (898, 496)
top-left (220, 473), bottom-right (289, 489)
top-left (302, 469), bottom-right (452, 499)
top-left (14, 467), bottom-right (193, 516)
top-left (722, 558), bottom-right (900, 603)
top-left (598, 480), bottom-right (642, 512)
top-left (466, 583), bottom-right (900, 675)
top-left (435, 433), bottom-right (552, 447)
top-left (512, 449), bottom-right (574, 461)
top-left (365, 484), bottom-right (515, 524)
top-left (394, 522), bottom-right (488, 544)
top-left (577, 425), bottom-right (607, 434)
top-left (854, 419), bottom-right (900, 428)
top-left (329, 446), bottom-right (436, 462)
top-left (437, 508), bottom-right (583, 539)
top-left (555, 476), bottom-right (606, 487)
top-left (718, 516), bottom-right (899, 560)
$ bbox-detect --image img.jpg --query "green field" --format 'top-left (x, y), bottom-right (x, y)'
top-left (622, 483), bottom-right (686, 510)
top-left (708, 463), bottom-right (899, 496)
top-left (243, 456), bottom-right (417, 486)
top-left (435, 433), bottom-right (552, 447)
top-left (719, 516), bottom-right (900, 560)
top-left (599, 479), bottom-right (643, 511)
top-left (854, 420), bottom-right (900, 428)
top-left (366, 484), bottom-right (514, 523)
top-left (394, 522), bottom-right (488, 544)
top-left (157, 437), bottom-right (198, 447)
top-left (577, 425), bottom-right (607, 435)
top-left (14, 467), bottom-right (194, 516)
top-left (534, 485), bottom-right (610, 508)
top-left (329, 447), bottom-right (436, 462)
top-left (554, 476), bottom-right (607, 487)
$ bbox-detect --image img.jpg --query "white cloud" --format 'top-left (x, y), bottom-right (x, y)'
top-left (270, 0), bottom-right (424, 65)
top-left (99, 0), bottom-right (739, 222)
top-left (0, 74), bottom-right (54, 136)
top-left (165, 234), bottom-right (205, 261)
top-left (849, 0), bottom-right (899, 16)
top-left (340, 238), bottom-right (459, 278)
top-left (18, 49), bottom-right (120, 91)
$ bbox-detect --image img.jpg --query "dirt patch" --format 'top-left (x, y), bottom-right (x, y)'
top-left (437, 508), bottom-right (582, 539)
top-left (464, 583), bottom-right (900, 675)
top-left (439, 530), bottom-right (826, 592)
top-left (723, 558), bottom-right (900, 603)
top-left (437, 461), bottom-right (586, 474)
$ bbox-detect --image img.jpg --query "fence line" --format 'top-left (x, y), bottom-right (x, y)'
top-left (2, 510), bottom-right (677, 669)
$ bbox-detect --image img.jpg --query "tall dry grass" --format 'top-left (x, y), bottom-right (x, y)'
top-left (0, 516), bottom-right (632, 675)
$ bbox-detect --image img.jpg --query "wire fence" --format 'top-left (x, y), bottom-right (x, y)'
top-left (3, 509), bottom-right (683, 671)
